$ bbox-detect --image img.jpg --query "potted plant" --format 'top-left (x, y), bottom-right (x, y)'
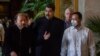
top-left (20, 0), bottom-right (54, 21)
top-left (85, 16), bottom-right (100, 56)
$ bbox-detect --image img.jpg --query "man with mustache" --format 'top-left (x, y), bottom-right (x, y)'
top-left (34, 3), bottom-right (64, 56)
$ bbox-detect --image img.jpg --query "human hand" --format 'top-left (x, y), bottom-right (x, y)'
top-left (43, 31), bottom-right (50, 40)
top-left (10, 51), bottom-right (18, 56)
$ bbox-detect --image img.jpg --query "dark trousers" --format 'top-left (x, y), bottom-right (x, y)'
top-left (35, 46), bottom-right (42, 56)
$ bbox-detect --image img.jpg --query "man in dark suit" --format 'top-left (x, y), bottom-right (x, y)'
top-left (3, 13), bottom-right (35, 56)
top-left (34, 3), bottom-right (65, 56)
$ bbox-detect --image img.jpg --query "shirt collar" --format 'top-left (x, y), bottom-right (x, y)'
top-left (71, 25), bottom-right (83, 31)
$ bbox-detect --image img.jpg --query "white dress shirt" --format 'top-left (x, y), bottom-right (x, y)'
top-left (61, 26), bottom-right (95, 56)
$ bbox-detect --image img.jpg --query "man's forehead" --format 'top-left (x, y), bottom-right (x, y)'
top-left (72, 14), bottom-right (79, 19)
top-left (17, 16), bottom-right (28, 20)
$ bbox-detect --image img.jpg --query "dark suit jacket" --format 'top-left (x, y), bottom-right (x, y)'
top-left (34, 16), bottom-right (64, 56)
top-left (3, 24), bottom-right (35, 56)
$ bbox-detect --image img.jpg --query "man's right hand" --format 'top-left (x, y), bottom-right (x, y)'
top-left (10, 51), bottom-right (18, 56)
top-left (43, 31), bottom-right (51, 40)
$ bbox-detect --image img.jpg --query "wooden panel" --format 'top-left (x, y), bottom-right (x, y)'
top-left (55, 0), bottom-right (60, 18)
top-left (73, 0), bottom-right (78, 12)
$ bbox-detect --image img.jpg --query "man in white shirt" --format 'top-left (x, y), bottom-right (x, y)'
top-left (60, 12), bottom-right (95, 56)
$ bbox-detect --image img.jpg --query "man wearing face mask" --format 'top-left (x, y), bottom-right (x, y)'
top-left (61, 12), bottom-right (95, 56)
top-left (34, 3), bottom-right (64, 56)
top-left (3, 13), bottom-right (35, 56)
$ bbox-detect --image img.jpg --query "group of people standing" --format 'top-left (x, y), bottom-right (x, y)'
top-left (1, 3), bottom-right (95, 56)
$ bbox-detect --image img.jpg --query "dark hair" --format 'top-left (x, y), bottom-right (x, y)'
top-left (72, 12), bottom-right (82, 20)
top-left (14, 12), bottom-right (29, 20)
top-left (46, 3), bottom-right (55, 11)
top-left (24, 10), bottom-right (33, 18)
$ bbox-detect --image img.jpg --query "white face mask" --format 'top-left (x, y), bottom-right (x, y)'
top-left (71, 20), bottom-right (78, 26)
